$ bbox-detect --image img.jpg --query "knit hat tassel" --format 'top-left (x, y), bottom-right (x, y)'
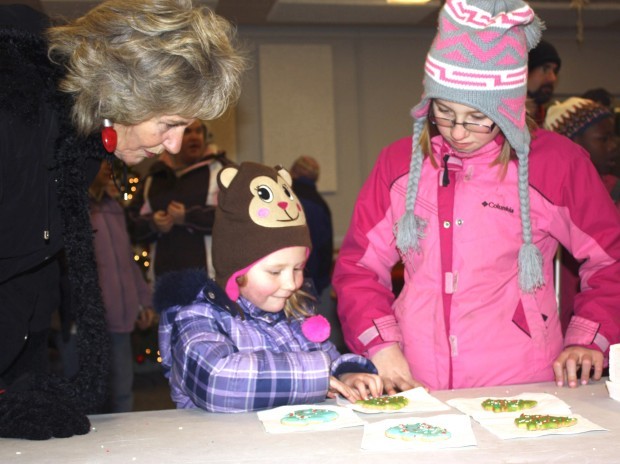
top-left (395, 119), bottom-right (426, 257)
top-left (518, 242), bottom-right (544, 293)
top-left (395, 210), bottom-right (420, 255)
top-left (517, 153), bottom-right (544, 293)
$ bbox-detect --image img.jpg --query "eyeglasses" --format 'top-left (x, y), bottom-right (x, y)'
top-left (429, 114), bottom-right (496, 134)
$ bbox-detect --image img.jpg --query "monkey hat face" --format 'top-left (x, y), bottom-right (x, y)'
top-left (212, 162), bottom-right (311, 300)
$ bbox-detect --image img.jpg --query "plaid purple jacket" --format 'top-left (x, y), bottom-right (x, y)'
top-left (158, 278), bottom-right (376, 413)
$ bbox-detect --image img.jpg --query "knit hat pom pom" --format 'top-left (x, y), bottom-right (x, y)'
top-left (524, 15), bottom-right (544, 51)
top-left (301, 314), bottom-right (331, 343)
top-left (518, 242), bottom-right (545, 293)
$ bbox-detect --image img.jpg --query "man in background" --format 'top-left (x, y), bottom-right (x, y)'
top-left (127, 120), bottom-right (230, 280)
top-left (527, 39), bottom-right (562, 125)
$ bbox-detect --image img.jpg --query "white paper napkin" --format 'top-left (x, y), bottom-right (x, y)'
top-left (336, 387), bottom-right (451, 414)
top-left (360, 413), bottom-right (477, 451)
top-left (606, 380), bottom-right (620, 401)
top-left (447, 392), bottom-right (607, 440)
top-left (474, 413), bottom-right (607, 440)
top-left (609, 343), bottom-right (620, 383)
top-left (447, 392), bottom-right (572, 421)
top-left (257, 404), bottom-right (366, 434)
top-left (606, 343), bottom-right (620, 401)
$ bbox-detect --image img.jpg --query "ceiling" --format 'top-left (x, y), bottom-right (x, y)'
top-left (24, 0), bottom-right (620, 31)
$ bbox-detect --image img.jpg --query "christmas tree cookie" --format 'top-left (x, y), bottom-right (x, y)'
top-left (514, 413), bottom-right (578, 431)
top-left (356, 395), bottom-right (409, 411)
top-left (481, 398), bottom-right (537, 413)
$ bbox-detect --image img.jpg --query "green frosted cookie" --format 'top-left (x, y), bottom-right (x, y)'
top-left (514, 413), bottom-right (578, 431)
top-left (385, 422), bottom-right (451, 442)
top-left (280, 408), bottom-right (339, 426)
top-left (481, 398), bottom-right (537, 413)
top-left (356, 395), bottom-right (409, 411)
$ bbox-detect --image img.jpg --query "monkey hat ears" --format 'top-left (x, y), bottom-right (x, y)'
top-left (212, 162), bottom-right (311, 300)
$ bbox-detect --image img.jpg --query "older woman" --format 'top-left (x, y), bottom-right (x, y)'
top-left (47, 0), bottom-right (245, 166)
top-left (0, 0), bottom-right (245, 440)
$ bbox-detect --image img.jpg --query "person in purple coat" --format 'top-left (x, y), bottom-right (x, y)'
top-left (155, 162), bottom-right (382, 412)
top-left (88, 161), bottom-right (155, 412)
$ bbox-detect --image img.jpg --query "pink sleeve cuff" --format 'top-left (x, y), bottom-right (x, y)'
top-left (565, 315), bottom-right (609, 353)
top-left (357, 314), bottom-right (402, 353)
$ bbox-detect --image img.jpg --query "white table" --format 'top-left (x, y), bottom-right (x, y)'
top-left (1, 380), bottom-right (618, 464)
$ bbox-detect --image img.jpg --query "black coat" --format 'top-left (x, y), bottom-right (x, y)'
top-left (0, 5), bottom-right (109, 440)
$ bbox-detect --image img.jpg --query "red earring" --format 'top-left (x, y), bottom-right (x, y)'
top-left (101, 119), bottom-right (117, 153)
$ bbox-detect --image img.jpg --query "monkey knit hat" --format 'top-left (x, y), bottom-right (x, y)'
top-left (544, 97), bottom-right (613, 140)
top-left (212, 162), bottom-right (311, 301)
top-left (397, 0), bottom-right (545, 293)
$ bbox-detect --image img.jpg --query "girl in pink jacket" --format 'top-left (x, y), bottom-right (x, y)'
top-left (333, 0), bottom-right (620, 393)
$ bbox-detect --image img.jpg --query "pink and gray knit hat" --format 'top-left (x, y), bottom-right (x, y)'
top-left (396, 0), bottom-right (545, 292)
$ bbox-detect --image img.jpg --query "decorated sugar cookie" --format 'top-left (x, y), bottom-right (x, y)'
top-left (514, 413), bottom-right (578, 431)
top-left (356, 395), bottom-right (409, 411)
top-left (385, 422), bottom-right (451, 442)
top-left (280, 408), bottom-right (339, 427)
top-left (481, 398), bottom-right (537, 413)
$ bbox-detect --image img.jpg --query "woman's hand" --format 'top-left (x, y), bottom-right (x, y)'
top-left (371, 344), bottom-right (426, 394)
top-left (553, 346), bottom-right (604, 388)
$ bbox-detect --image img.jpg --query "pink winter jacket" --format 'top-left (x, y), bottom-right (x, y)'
top-left (333, 129), bottom-right (620, 391)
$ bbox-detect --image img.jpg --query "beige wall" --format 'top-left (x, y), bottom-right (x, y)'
top-left (204, 106), bottom-right (238, 162)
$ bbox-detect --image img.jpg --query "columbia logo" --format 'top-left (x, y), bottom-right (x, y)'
top-left (482, 201), bottom-right (514, 214)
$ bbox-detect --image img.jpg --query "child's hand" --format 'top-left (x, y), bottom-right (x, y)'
top-left (371, 344), bottom-right (426, 394)
top-left (553, 346), bottom-right (604, 388)
top-left (339, 372), bottom-right (383, 401)
top-left (327, 373), bottom-right (384, 403)
top-left (327, 376), bottom-right (360, 402)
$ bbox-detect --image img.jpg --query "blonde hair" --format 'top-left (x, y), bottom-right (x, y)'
top-left (290, 156), bottom-right (320, 182)
top-left (420, 114), bottom-right (538, 179)
top-left (47, 0), bottom-right (247, 135)
top-left (235, 275), bottom-right (316, 320)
